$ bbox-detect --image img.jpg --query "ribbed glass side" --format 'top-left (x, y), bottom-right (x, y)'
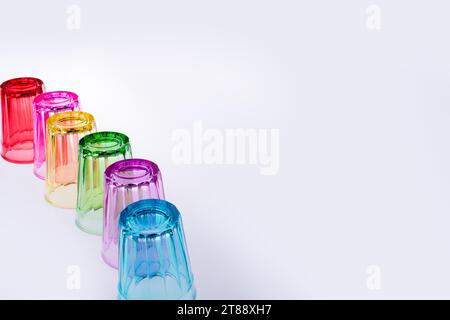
top-left (45, 111), bottom-right (96, 209)
top-left (1, 77), bottom-right (44, 163)
top-left (33, 91), bottom-right (79, 179)
top-left (118, 199), bottom-right (195, 300)
top-left (76, 132), bottom-right (132, 235)
top-left (102, 159), bottom-right (165, 269)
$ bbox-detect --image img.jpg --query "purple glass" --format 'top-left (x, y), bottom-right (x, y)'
top-left (102, 159), bottom-right (165, 269)
top-left (33, 91), bottom-right (80, 179)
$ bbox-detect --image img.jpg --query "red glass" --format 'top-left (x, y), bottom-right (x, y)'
top-left (1, 77), bottom-right (45, 163)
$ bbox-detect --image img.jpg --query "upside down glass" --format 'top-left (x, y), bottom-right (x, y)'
top-left (1, 77), bottom-right (45, 163)
top-left (76, 132), bottom-right (132, 235)
top-left (45, 111), bottom-right (96, 208)
top-left (33, 91), bottom-right (80, 179)
top-left (118, 199), bottom-right (195, 300)
top-left (102, 159), bottom-right (165, 269)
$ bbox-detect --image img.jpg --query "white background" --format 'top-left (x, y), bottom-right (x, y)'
top-left (1, 0), bottom-right (450, 299)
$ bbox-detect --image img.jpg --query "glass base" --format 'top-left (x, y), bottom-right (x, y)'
top-left (118, 285), bottom-right (196, 300)
top-left (33, 164), bottom-right (46, 180)
top-left (76, 217), bottom-right (102, 236)
top-left (1, 142), bottom-right (34, 164)
top-left (101, 247), bottom-right (119, 269)
top-left (76, 207), bottom-right (103, 235)
top-left (45, 183), bottom-right (78, 209)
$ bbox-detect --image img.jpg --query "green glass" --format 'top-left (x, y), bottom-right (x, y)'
top-left (76, 131), bottom-right (132, 235)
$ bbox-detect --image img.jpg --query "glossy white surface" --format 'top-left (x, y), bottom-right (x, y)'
top-left (1, 0), bottom-right (449, 299)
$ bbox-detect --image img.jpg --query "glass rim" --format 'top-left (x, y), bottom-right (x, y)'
top-left (105, 158), bottom-right (160, 183)
top-left (79, 131), bottom-right (130, 155)
top-left (119, 199), bottom-right (180, 237)
top-left (1, 77), bottom-right (44, 95)
top-left (47, 111), bottom-right (95, 134)
top-left (33, 91), bottom-right (79, 112)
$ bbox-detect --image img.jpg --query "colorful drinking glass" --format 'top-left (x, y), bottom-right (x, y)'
top-left (45, 111), bottom-right (96, 209)
top-left (102, 159), bottom-right (165, 269)
top-left (33, 91), bottom-right (80, 179)
top-left (1, 77), bottom-right (45, 163)
top-left (76, 132), bottom-right (132, 235)
top-left (118, 199), bottom-right (195, 300)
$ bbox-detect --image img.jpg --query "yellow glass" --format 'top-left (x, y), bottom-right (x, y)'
top-left (45, 111), bottom-right (96, 208)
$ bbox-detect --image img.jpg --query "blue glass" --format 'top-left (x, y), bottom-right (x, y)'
top-left (118, 199), bottom-right (196, 300)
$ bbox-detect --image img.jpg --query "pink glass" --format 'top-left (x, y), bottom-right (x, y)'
top-left (102, 159), bottom-right (165, 269)
top-left (33, 91), bottom-right (80, 179)
top-left (1, 77), bottom-right (45, 163)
